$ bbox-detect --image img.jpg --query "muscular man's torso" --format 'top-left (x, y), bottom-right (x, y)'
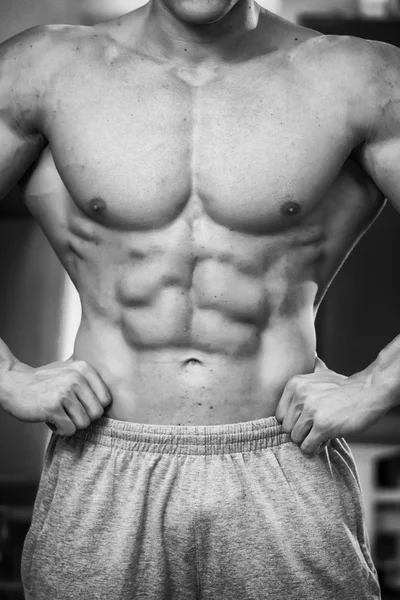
top-left (20, 7), bottom-right (385, 425)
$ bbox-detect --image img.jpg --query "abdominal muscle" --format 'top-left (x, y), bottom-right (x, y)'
top-left (72, 309), bottom-right (317, 426)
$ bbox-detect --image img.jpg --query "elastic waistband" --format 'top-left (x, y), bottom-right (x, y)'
top-left (74, 415), bottom-right (292, 455)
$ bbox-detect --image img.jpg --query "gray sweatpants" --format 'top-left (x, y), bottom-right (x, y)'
top-left (21, 415), bottom-right (381, 599)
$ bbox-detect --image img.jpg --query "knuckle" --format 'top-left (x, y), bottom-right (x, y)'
top-left (78, 415), bottom-right (91, 429)
top-left (50, 396), bottom-right (65, 412)
top-left (70, 380), bottom-right (82, 394)
top-left (74, 360), bottom-right (89, 371)
top-left (295, 390), bottom-right (309, 404)
top-left (92, 408), bottom-right (104, 420)
top-left (55, 418), bottom-right (76, 437)
top-left (69, 376), bottom-right (85, 393)
top-left (288, 375), bottom-right (302, 389)
top-left (298, 383), bottom-right (309, 394)
top-left (100, 391), bottom-right (112, 406)
top-left (307, 401), bottom-right (317, 415)
top-left (45, 407), bottom-right (57, 423)
top-left (79, 361), bottom-right (96, 378)
top-left (70, 370), bottom-right (85, 384)
top-left (313, 417), bottom-right (326, 432)
top-left (294, 382), bottom-right (312, 400)
top-left (290, 432), bottom-right (301, 444)
top-left (60, 393), bottom-right (74, 407)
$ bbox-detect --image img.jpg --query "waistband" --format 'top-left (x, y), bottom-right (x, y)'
top-left (74, 415), bottom-right (292, 455)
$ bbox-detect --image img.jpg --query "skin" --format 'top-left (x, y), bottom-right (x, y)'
top-left (2, 0), bottom-right (400, 454)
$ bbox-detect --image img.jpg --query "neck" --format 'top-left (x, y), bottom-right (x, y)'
top-left (136, 0), bottom-right (263, 68)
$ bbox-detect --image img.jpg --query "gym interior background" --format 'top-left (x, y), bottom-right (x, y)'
top-left (0, 0), bottom-right (400, 598)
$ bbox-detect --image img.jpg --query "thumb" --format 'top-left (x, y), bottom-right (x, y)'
top-left (314, 355), bottom-right (328, 372)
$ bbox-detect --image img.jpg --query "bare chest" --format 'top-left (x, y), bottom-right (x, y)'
top-left (43, 54), bottom-right (356, 234)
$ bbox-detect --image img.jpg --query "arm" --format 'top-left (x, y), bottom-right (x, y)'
top-left (274, 40), bottom-right (400, 455)
top-left (0, 26), bottom-right (52, 391)
top-left (0, 25), bottom-right (114, 435)
top-left (352, 39), bottom-right (400, 412)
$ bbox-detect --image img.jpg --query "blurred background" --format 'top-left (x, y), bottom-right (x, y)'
top-left (1, 0), bottom-right (400, 598)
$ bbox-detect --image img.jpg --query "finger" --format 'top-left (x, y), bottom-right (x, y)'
top-left (49, 408), bottom-right (77, 437)
top-left (282, 401), bottom-right (302, 435)
top-left (314, 355), bottom-right (328, 372)
top-left (75, 362), bottom-right (112, 408)
top-left (275, 380), bottom-right (297, 422)
top-left (314, 356), bottom-right (347, 382)
top-left (62, 394), bottom-right (91, 431)
top-left (290, 414), bottom-right (313, 445)
top-left (317, 440), bottom-right (330, 454)
top-left (72, 377), bottom-right (105, 421)
top-left (300, 427), bottom-right (326, 457)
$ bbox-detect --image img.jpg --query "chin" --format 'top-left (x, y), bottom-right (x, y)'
top-left (164, 0), bottom-right (237, 24)
top-left (77, 0), bottom-right (139, 24)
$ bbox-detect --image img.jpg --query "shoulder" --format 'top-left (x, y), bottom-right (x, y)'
top-left (0, 23), bottom-right (89, 134)
top-left (351, 37), bottom-right (400, 143)
top-left (313, 32), bottom-right (400, 93)
top-left (333, 35), bottom-right (400, 144)
top-left (286, 32), bottom-right (399, 144)
top-left (0, 23), bottom-right (83, 83)
top-left (287, 31), bottom-right (373, 75)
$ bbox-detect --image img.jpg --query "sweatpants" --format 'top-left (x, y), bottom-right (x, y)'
top-left (21, 415), bottom-right (381, 599)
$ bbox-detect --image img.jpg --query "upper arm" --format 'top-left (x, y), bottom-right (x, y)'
top-left (354, 39), bottom-right (400, 211)
top-left (0, 24), bottom-right (62, 202)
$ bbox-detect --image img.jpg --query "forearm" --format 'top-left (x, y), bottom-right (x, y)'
top-left (0, 336), bottom-right (20, 410)
top-left (366, 334), bottom-right (400, 411)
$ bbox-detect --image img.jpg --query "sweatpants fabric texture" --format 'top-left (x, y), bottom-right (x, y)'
top-left (21, 415), bottom-right (381, 600)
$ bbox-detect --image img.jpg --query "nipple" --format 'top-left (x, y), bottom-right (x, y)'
top-left (182, 358), bottom-right (203, 367)
top-left (90, 197), bottom-right (107, 214)
top-left (281, 201), bottom-right (301, 217)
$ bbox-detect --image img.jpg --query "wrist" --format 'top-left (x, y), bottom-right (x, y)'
top-left (367, 352), bottom-right (400, 411)
top-left (0, 355), bottom-right (17, 374)
top-left (0, 358), bottom-right (25, 413)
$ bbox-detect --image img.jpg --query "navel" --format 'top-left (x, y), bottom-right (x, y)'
top-left (280, 201), bottom-right (302, 217)
top-left (89, 197), bottom-right (107, 215)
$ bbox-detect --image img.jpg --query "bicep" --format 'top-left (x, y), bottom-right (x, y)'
top-left (356, 40), bottom-right (400, 210)
top-left (0, 118), bottom-right (45, 202)
top-left (357, 137), bottom-right (400, 209)
top-left (0, 25), bottom-right (55, 202)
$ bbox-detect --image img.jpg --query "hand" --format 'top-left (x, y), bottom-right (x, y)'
top-left (1, 356), bottom-right (112, 436)
top-left (275, 356), bottom-right (387, 457)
